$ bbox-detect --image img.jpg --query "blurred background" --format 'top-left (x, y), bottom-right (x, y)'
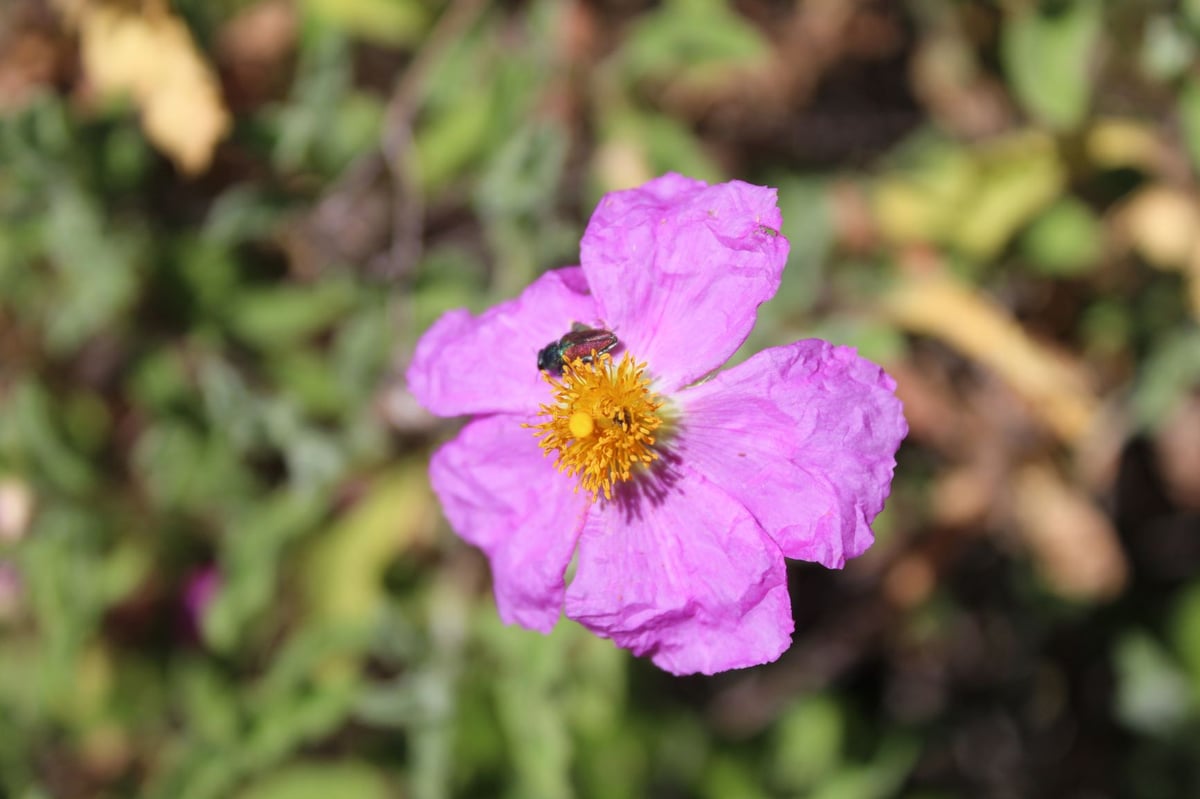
top-left (2, 0), bottom-right (1200, 797)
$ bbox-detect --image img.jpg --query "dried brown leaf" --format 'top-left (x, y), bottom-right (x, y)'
top-left (1012, 463), bottom-right (1127, 600)
top-left (0, 21), bottom-right (63, 114)
top-left (931, 466), bottom-right (993, 528)
top-left (1154, 393), bottom-right (1200, 511)
top-left (216, 0), bottom-right (297, 106)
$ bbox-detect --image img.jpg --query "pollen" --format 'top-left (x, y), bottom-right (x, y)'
top-left (527, 352), bottom-right (666, 501)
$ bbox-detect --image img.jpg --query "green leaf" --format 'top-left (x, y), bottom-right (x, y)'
top-left (21, 506), bottom-right (109, 720)
top-left (237, 762), bottom-right (389, 799)
top-left (1179, 75), bottom-right (1200, 178)
top-left (132, 420), bottom-right (252, 510)
top-left (1170, 583), bottom-right (1200, 698)
top-left (808, 735), bottom-right (919, 799)
top-left (874, 137), bottom-right (976, 247)
top-left (1131, 329), bottom-right (1200, 430)
top-left (481, 616), bottom-right (578, 799)
top-left (1020, 197), bottom-right (1103, 276)
top-left (1113, 631), bottom-right (1194, 736)
top-left (329, 301), bottom-right (392, 412)
top-left (267, 351), bottom-right (348, 417)
top-left (204, 491), bottom-right (327, 651)
top-left (301, 0), bottom-right (429, 46)
top-left (876, 131), bottom-right (1066, 261)
top-left (203, 187), bottom-right (286, 248)
top-left (807, 315), bottom-right (908, 365)
top-left (1140, 15), bottom-right (1196, 81)
top-left (702, 755), bottom-right (769, 799)
top-left (42, 187), bottom-right (142, 354)
top-left (771, 695), bottom-right (845, 791)
top-left (475, 122), bottom-right (577, 296)
top-left (414, 86), bottom-right (496, 193)
top-left (128, 349), bottom-right (192, 413)
top-left (225, 280), bottom-right (359, 350)
top-left (259, 399), bottom-right (348, 491)
top-left (600, 110), bottom-right (722, 191)
top-left (953, 133), bottom-right (1066, 259)
top-left (300, 465), bottom-right (431, 626)
top-left (621, 0), bottom-right (768, 82)
top-left (476, 123), bottom-right (569, 220)
top-left (174, 660), bottom-right (241, 747)
top-left (733, 175), bottom-right (833, 367)
top-left (250, 624), bottom-right (368, 712)
top-left (273, 32), bottom-right (381, 175)
top-left (410, 245), bottom-right (489, 332)
top-left (775, 177), bottom-right (833, 314)
top-left (1002, 2), bottom-right (1101, 130)
top-left (1080, 299), bottom-right (1132, 357)
top-left (2, 382), bottom-right (95, 495)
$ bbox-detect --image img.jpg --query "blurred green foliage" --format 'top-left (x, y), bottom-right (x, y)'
top-left (3, 0), bottom-right (1200, 797)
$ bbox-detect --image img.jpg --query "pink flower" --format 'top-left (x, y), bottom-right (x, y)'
top-left (407, 174), bottom-right (906, 675)
top-left (181, 565), bottom-right (220, 641)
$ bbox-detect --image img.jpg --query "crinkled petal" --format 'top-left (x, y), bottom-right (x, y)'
top-left (407, 267), bottom-right (599, 416)
top-left (564, 467), bottom-right (793, 675)
top-left (430, 414), bottom-right (589, 631)
top-left (580, 175), bottom-right (789, 392)
top-left (677, 339), bottom-right (906, 568)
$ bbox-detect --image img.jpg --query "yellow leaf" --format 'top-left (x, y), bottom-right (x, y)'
top-left (1119, 185), bottom-right (1200, 272)
top-left (76, 2), bottom-right (230, 175)
top-left (881, 267), bottom-right (1098, 443)
top-left (1085, 117), bottom-right (1164, 172)
top-left (873, 132), bottom-right (1065, 260)
top-left (1114, 184), bottom-right (1200, 321)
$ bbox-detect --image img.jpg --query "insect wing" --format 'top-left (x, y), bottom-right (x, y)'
top-left (559, 328), bottom-right (618, 363)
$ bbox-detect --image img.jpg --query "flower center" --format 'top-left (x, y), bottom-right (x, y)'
top-left (528, 352), bottom-right (666, 501)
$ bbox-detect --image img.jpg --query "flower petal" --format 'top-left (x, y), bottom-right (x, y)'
top-left (407, 267), bottom-right (600, 416)
top-left (564, 467), bottom-right (792, 675)
top-left (430, 414), bottom-right (589, 631)
top-left (580, 175), bottom-right (789, 392)
top-left (677, 339), bottom-right (907, 568)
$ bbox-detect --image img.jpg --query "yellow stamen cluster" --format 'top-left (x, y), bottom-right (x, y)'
top-left (528, 353), bottom-right (665, 501)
